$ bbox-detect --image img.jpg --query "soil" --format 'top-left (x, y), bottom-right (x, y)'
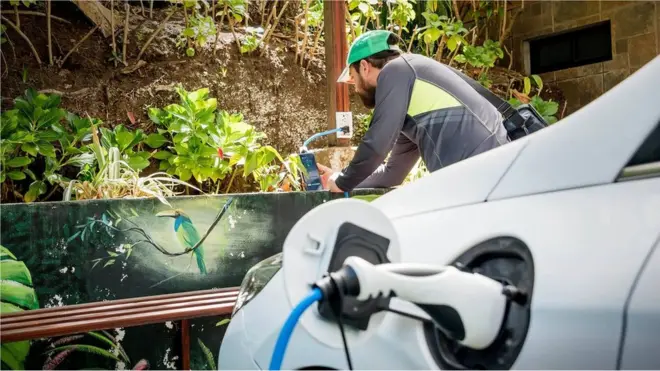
top-left (0, 2), bottom-right (368, 154)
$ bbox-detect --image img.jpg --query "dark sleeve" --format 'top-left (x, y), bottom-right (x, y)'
top-left (334, 60), bottom-right (415, 192)
top-left (355, 133), bottom-right (420, 188)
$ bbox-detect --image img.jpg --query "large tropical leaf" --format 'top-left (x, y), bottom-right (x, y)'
top-left (0, 245), bottom-right (39, 370)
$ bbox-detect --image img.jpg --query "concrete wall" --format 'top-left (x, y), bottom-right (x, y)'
top-left (0, 190), bottom-right (387, 370)
top-left (508, 0), bottom-right (659, 116)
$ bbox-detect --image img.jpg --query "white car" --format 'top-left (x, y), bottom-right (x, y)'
top-left (218, 55), bottom-right (660, 370)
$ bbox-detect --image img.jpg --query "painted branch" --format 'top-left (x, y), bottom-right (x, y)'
top-left (0, 16), bottom-right (41, 64)
top-left (122, 1), bottom-right (129, 65)
top-left (150, 0), bottom-right (153, 19)
top-left (47, 0), bottom-right (53, 65)
top-left (136, 9), bottom-right (175, 61)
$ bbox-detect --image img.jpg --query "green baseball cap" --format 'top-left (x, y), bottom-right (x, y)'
top-left (337, 30), bottom-right (400, 83)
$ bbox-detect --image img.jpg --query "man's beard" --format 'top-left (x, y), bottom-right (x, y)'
top-left (358, 85), bottom-right (376, 109)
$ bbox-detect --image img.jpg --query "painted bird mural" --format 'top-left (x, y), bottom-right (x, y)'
top-left (156, 209), bottom-right (207, 275)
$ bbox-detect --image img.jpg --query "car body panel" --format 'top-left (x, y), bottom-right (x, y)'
top-left (373, 137), bottom-right (529, 219)
top-left (392, 176), bottom-right (660, 369)
top-left (619, 234), bottom-right (660, 369)
top-left (488, 55), bottom-right (660, 201)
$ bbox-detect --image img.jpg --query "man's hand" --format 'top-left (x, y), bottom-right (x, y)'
top-left (317, 164), bottom-right (344, 193)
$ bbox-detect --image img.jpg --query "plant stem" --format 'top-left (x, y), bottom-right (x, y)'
top-left (139, 0), bottom-right (145, 17)
top-left (183, 4), bottom-right (191, 49)
top-left (0, 16), bottom-right (41, 64)
top-left (260, 0), bottom-right (289, 53)
top-left (149, 0), bottom-right (153, 19)
top-left (122, 1), bottom-right (129, 66)
top-left (110, 0), bottom-right (117, 66)
top-left (47, 0), bottom-right (53, 65)
top-left (6, 10), bottom-right (71, 24)
top-left (60, 25), bottom-right (99, 67)
top-left (136, 9), bottom-right (176, 61)
top-left (224, 170), bottom-right (237, 193)
top-left (228, 18), bottom-right (241, 51)
top-left (345, 3), bottom-right (356, 41)
top-left (299, 0), bottom-right (311, 66)
top-left (13, 5), bottom-right (19, 30)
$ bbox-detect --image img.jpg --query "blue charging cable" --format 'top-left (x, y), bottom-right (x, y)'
top-left (269, 288), bottom-right (324, 370)
top-left (302, 127), bottom-right (348, 149)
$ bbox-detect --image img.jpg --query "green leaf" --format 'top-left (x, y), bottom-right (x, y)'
top-left (20, 143), bottom-right (38, 157)
top-left (423, 28), bottom-right (441, 44)
top-left (446, 36), bottom-right (458, 52)
top-left (104, 259), bottom-right (115, 268)
top-left (23, 181), bottom-right (46, 203)
top-left (523, 77), bottom-right (531, 96)
top-left (153, 151), bottom-right (173, 160)
top-left (1, 342), bottom-right (29, 370)
top-left (6, 157), bottom-right (32, 168)
top-left (186, 47), bottom-right (196, 57)
top-left (37, 142), bottom-right (57, 158)
top-left (0, 260), bottom-right (32, 287)
top-left (216, 318), bottom-right (230, 327)
top-left (0, 245), bottom-right (17, 261)
top-left (531, 74), bottom-right (543, 92)
top-left (177, 168), bottom-right (192, 181)
top-left (0, 280), bottom-right (39, 310)
top-left (145, 133), bottom-right (168, 148)
top-left (115, 131), bottom-right (135, 151)
top-left (7, 171), bottom-right (26, 181)
top-left (126, 156), bottom-right (151, 171)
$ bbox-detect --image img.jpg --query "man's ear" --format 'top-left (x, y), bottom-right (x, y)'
top-left (359, 59), bottom-right (370, 74)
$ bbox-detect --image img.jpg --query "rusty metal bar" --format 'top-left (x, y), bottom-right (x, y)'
top-left (0, 288), bottom-right (239, 343)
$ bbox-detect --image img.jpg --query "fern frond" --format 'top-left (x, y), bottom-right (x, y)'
top-left (44, 344), bottom-right (120, 362)
top-left (50, 335), bottom-right (84, 347)
top-left (43, 348), bottom-right (75, 370)
top-left (197, 339), bottom-right (216, 370)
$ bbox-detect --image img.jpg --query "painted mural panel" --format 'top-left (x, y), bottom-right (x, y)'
top-left (0, 190), bottom-right (386, 370)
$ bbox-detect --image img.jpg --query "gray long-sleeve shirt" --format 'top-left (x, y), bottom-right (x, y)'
top-left (334, 53), bottom-right (509, 191)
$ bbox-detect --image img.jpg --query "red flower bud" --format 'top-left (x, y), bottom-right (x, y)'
top-left (217, 147), bottom-right (224, 158)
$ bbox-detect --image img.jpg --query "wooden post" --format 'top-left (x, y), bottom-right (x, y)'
top-left (181, 319), bottom-right (190, 370)
top-left (324, 0), bottom-right (350, 147)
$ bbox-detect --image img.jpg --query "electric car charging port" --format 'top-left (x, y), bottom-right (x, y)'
top-left (423, 236), bottom-right (534, 370)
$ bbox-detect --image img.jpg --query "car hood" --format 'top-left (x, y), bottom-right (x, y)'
top-left (373, 136), bottom-right (529, 219)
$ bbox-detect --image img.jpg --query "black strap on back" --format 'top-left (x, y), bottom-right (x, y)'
top-left (447, 66), bottom-right (526, 130)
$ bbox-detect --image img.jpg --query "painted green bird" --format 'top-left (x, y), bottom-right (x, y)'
top-left (156, 209), bottom-right (207, 275)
